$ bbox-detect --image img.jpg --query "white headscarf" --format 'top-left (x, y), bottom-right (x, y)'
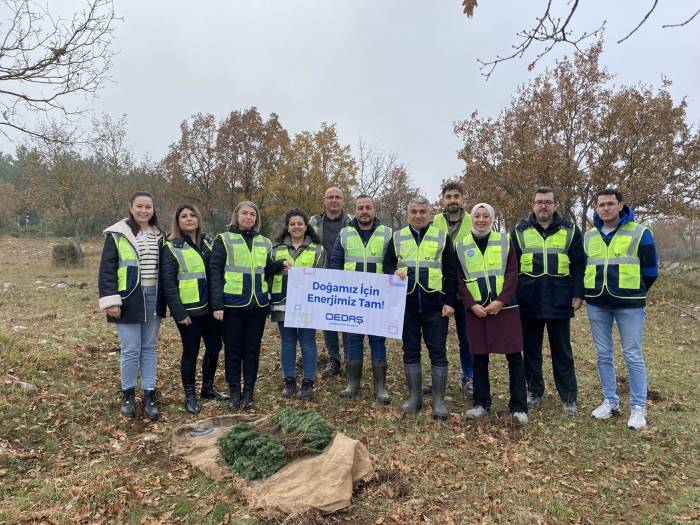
top-left (470, 202), bottom-right (495, 238)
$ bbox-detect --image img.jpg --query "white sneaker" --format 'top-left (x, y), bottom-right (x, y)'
top-left (591, 399), bottom-right (621, 420)
top-left (512, 412), bottom-right (528, 425)
top-left (627, 405), bottom-right (647, 430)
top-left (465, 406), bottom-right (488, 419)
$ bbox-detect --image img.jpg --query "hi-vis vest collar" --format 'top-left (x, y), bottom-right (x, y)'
top-left (165, 240), bottom-right (208, 311)
top-left (219, 231), bottom-right (272, 308)
top-left (393, 225), bottom-right (446, 293)
top-left (432, 212), bottom-right (472, 243)
top-left (455, 231), bottom-right (513, 305)
top-left (514, 224), bottom-right (573, 277)
top-left (584, 222), bottom-right (647, 300)
top-left (340, 224), bottom-right (392, 272)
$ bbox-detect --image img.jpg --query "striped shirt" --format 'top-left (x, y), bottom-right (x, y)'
top-left (136, 229), bottom-right (160, 286)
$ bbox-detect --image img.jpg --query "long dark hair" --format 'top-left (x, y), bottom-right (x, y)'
top-left (275, 208), bottom-right (321, 244)
top-left (170, 203), bottom-right (203, 246)
top-left (126, 191), bottom-right (162, 235)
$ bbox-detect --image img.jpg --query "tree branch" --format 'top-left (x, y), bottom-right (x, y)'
top-left (617, 0), bottom-right (659, 44)
top-left (662, 8), bottom-right (700, 28)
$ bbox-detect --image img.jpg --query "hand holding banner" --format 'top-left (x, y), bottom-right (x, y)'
top-left (284, 267), bottom-right (407, 339)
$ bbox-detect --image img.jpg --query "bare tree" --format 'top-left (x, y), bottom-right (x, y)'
top-left (463, 1), bottom-right (700, 80)
top-left (0, 0), bottom-right (117, 141)
top-left (354, 141), bottom-right (398, 199)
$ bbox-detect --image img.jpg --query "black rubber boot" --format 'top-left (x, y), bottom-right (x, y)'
top-left (372, 360), bottom-right (391, 405)
top-left (120, 387), bottom-right (136, 417)
top-left (242, 384), bottom-right (254, 410)
top-left (401, 364), bottom-right (423, 413)
top-left (142, 389), bottom-right (160, 421)
top-left (183, 384), bottom-right (200, 414)
top-left (340, 358), bottom-right (363, 398)
top-left (281, 377), bottom-right (297, 398)
top-left (321, 357), bottom-right (341, 378)
top-left (297, 379), bottom-right (314, 401)
top-left (431, 366), bottom-right (449, 420)
top-left (228, 384), bottom-right (241, 411)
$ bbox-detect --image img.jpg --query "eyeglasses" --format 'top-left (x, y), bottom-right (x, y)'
top-left (533, 200), bottom-right (555, 207)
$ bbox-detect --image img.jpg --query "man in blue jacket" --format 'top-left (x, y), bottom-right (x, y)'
top-left (584, 189), bottom-right (658, 430)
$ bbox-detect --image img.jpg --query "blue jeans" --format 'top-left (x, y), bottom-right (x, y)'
top-left (116, 286), bottom-right (161, 390)
top-left (278, 322), bottom-right (318, 381)
top-left (346, 333), bottom-right (386, 361)
top-left (587, 304), bottom-right (647, 407)
top-left (454, 301), bottom-right (473, 380)
top-left (323, 330), bottom-right (348, 361)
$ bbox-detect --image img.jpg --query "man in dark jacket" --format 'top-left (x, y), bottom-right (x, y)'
top-left (511, 187), bottom-right (584, 416)
top-left (310, 186), bottom-right (353, 378)
top-left (383, 196), bottom-right (458, 420)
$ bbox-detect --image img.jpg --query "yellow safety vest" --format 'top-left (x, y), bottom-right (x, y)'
top-left (111, 233), bottom-right (140, 299)
top-left (165, 240), bottom-right (208, 312)
top-left (393, 225), bottom-right (446, 293)
top-left (219, 232), bottom-right (272, 307)
top-left (515, 225), bottom-right (573, 277)
top-left (432, 212), bottom-right (472, 244)
top-left (340, 224), bottom-right (392, 273)
top-left (455, 231), bottom-right (512, 305)
top-left (584, 222), bottom-right (648, 300)
top-left (270, 242), bottom-right (323, 303)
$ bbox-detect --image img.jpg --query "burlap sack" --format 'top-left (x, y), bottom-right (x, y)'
top-left (171, 414), bottom-right (373, 514)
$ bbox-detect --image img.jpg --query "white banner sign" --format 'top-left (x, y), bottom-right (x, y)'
top-left (283, 267), bottom-right (407, 339)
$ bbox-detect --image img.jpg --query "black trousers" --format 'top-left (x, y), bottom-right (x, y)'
top-left (473, 353), bottom-right (528, 413)
top-left (521, 318), bottom-right (577, 403)
top-left (402, 309), bottom-right (448, 367)
top-left (222, 309), bottom-right (267, 387)
top-left (176, 314), bottom-right (223, 387)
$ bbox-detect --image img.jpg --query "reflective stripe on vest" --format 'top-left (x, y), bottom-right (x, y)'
top-left (515, 225), bottom-right (573, 277)
top-left (220, 232), bottom-right (272, 307)
top-left (166, 241), bottom-right (208, 311)
top-left (270, 243), bottom-right (323, 303)
top-left (455, 231), bottom-right (509, 305)
top-left (583, 222), bottom-right (647, 300)
top-left (340, 225), bottom-right (392, 273)
top-left (393, 225), bottom-right (446, 293)
top-left (432, 212), bottom-right (473, 243)
top-left (111, 233), bottom-right (140, 299)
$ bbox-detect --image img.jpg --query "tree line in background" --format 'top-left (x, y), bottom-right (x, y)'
top-left (0, 42), bottom-right (698, 260)
top-left (0, 109), bottom-right (421, 244)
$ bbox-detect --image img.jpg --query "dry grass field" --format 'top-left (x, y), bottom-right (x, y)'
top-left (0, 236), bottom-right (698, 524)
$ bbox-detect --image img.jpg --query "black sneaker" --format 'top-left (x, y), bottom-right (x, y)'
top-left (281, 377), bottom-right (297, 397)
top-left (527, 392), bottom-right (543, 408)
top-left (297, 379), bottom-right (314, 401)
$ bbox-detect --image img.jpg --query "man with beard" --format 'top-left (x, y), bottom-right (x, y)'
top-left (431, 181), bottom-right (474, 398)
top-left (511, 186), bottom-right (584, 416)
top-left (310, 187), bottom-right (352, 378)
top-left (329, 195), bottom-right (393, 405)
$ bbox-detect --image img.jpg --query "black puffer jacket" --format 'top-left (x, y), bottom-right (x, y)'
top-left (97, 219), bottom-right (167, 324)
top-left (160, 234), bottom-right (214, 322)
top-left (511, 212), bottom-right (585, 319)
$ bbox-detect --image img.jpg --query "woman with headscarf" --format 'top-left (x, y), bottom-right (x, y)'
top-left (209, 201), bottom-right (289, 411)
top-left (454, 203), bottom-right (528, 425)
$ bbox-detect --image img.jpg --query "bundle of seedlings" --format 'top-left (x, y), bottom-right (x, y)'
top-left (217, 408), bottom-right (334, 480)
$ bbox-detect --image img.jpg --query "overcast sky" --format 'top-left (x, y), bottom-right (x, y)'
top-left (3, 1), bottom-right (699, 199)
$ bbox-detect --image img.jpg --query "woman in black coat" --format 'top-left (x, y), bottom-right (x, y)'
top-left (161, 204), bottom-right (228, 414)
top-left (98, 191), bottom-right (166, 421)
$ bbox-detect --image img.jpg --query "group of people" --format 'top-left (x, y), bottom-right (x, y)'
top-left (98, 182), bottom-right (657, 431)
